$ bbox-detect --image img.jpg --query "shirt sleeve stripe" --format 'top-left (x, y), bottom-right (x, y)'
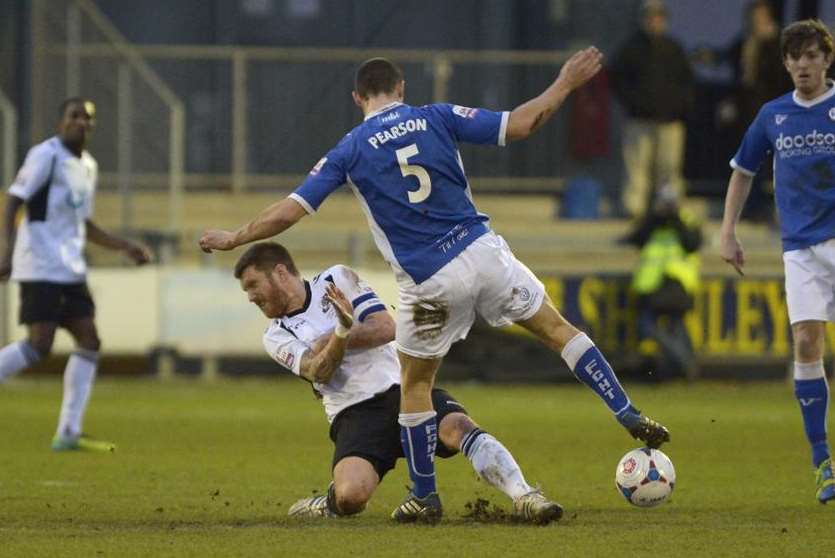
top-left (351, 292), bottom-right (377, 308)
top-left (498, 111), bottom-right (510, 147)
top-left (358, 304), bottom-right (387, 322)
top-left (288, 192), bottom-right (316, 214)
top-left (729, 159), bottom-right (756, 176)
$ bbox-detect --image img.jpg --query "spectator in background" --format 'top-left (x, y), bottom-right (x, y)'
top-left (722, 0), bottom-right (793, 223)
top-left (610, 0), bottom-right (694, 219)
top-left (621, 185), bottom-right (702, 381)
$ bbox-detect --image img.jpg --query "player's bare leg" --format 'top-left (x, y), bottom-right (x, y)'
top-left (791, 320), bottom-right (835, 503)
top-left (518, 297), bottom-right (670, 448)
top-left (392, 352), bottom-right (443, 523)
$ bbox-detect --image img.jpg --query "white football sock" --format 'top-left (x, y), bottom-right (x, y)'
top-left (460, 429), bottom-right (534, 500)
top-left (0, 341), bottom-right (41, 382)
top-left (56, 350), bottom-right (99, 439)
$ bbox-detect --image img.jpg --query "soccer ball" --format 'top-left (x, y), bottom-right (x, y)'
top-left (615, 447), bottom-right (675, 507)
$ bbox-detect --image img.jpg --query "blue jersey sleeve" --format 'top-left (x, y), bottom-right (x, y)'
top-left (431, 103), bottom-right (509, 147)
top-left (730, 109), bottom-right (771, 176)
top-left (290, 138), bottom-right (350, 213)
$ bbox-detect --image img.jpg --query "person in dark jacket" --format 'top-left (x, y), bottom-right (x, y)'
top-left (610, 0), bottom-right (694, 218)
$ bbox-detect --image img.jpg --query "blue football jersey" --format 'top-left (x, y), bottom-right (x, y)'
top-left (291, 102), bottom-right (508, 284)
top-left (731, 84), bottom-right (835, 251)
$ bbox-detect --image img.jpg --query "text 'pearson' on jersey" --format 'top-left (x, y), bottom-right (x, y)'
top-left (290, 102), bottom-right (509, 284)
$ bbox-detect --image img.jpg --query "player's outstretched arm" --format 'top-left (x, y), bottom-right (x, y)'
top-left (505, 46), bottom-right (602, 143)
top-left (199, 196), bottom-right (307, 253)
top-left (298, 284), bottom-right (354, 384)
top-left (719, 169), bottom-right (754, 276)
top-left (0, 195), bottom-right (24, 281)
top-left (86, 219), bottom-right (152, 265)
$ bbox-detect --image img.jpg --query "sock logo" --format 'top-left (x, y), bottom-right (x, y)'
top-left (584, 359), bottom-right (615, 400)
top-left (799, 397), bottom-right (822, 407)
top-left (425, 423), bottom-right (438, 463)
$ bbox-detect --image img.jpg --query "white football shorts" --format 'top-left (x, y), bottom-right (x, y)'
top-left (395, 231), bottom-right (545, 359)
top-left (783, 238), bottom-right (835, 324)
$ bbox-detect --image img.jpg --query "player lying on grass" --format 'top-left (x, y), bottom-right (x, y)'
top-left (234, 241), bottom-right (562, 524)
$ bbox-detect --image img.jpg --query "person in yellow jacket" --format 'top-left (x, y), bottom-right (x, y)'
top-left (621, 186), bottom-right (702, 380)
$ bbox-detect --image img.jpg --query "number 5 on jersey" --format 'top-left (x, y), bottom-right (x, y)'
top-left (396, 144), bottom-right (432, 203)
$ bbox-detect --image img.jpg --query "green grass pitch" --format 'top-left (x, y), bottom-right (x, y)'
top-left (1, 377), bottom-right (833, 557)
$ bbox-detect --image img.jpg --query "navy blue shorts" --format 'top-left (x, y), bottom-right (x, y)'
top-left (19, 281), bottom-right (95, 325)
top-left (329, 385), bottom-right (468, 479)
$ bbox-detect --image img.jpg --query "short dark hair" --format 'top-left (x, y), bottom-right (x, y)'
top-left (58, 97), bottom-right (89, 118)
top-left (354, 58), bottom-right (404, 99)
top-left (781, 19), bottom-right (834, 59)
top-left (233, 242), bottom-right (299, 279)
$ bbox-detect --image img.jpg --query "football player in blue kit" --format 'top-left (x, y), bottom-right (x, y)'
top-left (720, 19), bottom-right (835, 504)
top-left (201, 47), bottom-right (670, 522)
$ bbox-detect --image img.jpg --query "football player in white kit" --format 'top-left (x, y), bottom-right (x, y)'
top-left (0, 98), bottom-right (150, 451)
top-left (720, 20), bottom-right (835, 503)
top-left (201, 48), bottom-right (670, 523)
top-left (235, 242), bottom-right (562, 524)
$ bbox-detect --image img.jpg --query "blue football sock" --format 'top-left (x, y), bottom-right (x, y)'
top-left (794, 377), bottom-right (831, 467)
top-left (399, 412), bottom-right (438, 498)
top-left (562, 333), bottom-right (631, 416)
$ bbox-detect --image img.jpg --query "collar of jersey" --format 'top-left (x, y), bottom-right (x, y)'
top-left (792, 80), bottom-right (835, 108)
top-left (284, 280), bottom-right (312, 318)
top-left (51, 135), bottom-right (87, 159)
top-left (364, 101), bottom-right (404, 121)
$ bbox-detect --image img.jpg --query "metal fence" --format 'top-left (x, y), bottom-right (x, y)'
top-left (32, 0), bottom-right (579, 238)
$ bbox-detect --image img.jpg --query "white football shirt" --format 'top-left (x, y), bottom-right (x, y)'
top-left (8, 136), bottom-right (97, 283)
top-left (262, 265), bottom-right (399, 422)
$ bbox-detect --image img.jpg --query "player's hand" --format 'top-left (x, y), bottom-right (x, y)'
top-left (199, 229), bottom-right (237, 253)
top-left (124, 241), bottom-right (152, 266)
top-left (719, 233), bottom-right (745, 276)
top-left (557, 46), bottom-right (603, 91)
top-left (325, 283), bottom-right (354, 330)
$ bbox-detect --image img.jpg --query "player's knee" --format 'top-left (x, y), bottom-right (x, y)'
top-left (79, 335), bottom-right (101, 352)
top-left (439, 412), bottom-right (477, 452)
top-left (28, 336), bottom-right (54, 357)
top-left (793, 324), bottom-right (824, 360)
top-left (335, 482), bottom-right (371, 515)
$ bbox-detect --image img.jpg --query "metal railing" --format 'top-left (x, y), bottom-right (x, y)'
top-left (40, 38), bottom-right (571, 196)
top-left (32, 0), bottom-right (186, 235)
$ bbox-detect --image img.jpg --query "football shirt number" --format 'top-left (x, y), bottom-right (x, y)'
top-left (396, 144), bottom-right (432, 203)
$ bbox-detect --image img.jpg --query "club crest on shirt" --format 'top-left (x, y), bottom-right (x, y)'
top-left (309, 157), bottom-right (327, 176)
top-left (320, 295), bottom-right (331, 314)
top-left (452, 105), bottom-right (479, 119)
top-left (829, 108), bottom-right (835, 121)
top-left (775, 114), bottom-right (788, 125)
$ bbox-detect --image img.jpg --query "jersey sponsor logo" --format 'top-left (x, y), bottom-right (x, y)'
top-left (367, 118), bottom-right (428, 149)
top-left (276, 349), bottom-right (295, 368)
top-left (452, 105), bottom-right (479, 119)
top-left (775, 114), bottom-right (788, 125)
top-left (309, 157), bottom-right (327, 176)
top-left (774, 129), bottom-right (835, 158)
